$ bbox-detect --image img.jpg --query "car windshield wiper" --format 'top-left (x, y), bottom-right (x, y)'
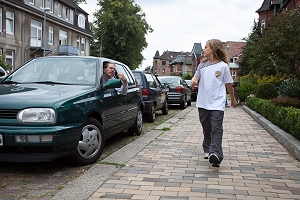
top-left (1, 80), bottom-right (20, 84)
top-left (32, 81), bottom-right (73, 85)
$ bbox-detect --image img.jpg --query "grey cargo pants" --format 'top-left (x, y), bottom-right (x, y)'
top-left (198, 108), bottom-right (224, 163)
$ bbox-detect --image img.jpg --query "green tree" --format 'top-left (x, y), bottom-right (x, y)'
top-left (0, 54), bottom-right (10, 71)
top-left (92, 0), bottom-right (153, 69)
top-left (239, 20), bottom-right (261, 77)
top-left (241, 8), bottom-right (300, 79)
top-left (72, 0), bottom-right (86, 5)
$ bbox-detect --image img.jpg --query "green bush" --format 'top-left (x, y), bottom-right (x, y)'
top-left (256, 83), bottom-right (278, 99)
top-left (238, 83), bottom-right (258, 102)
top-left (246, 97), bottom-right (300, 140)
top-left (279, 78), bottom-right (300, 99)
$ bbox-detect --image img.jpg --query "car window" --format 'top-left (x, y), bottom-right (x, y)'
top-left (145, 74), bottom-right (156, 88)
top-left (133, 72), bottom-right (143, 86)
top-left (115, 64), bottom-right (135, 86)
top-left (0, 67), bottom-right (6, 77)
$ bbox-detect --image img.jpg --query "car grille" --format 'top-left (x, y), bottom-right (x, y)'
top-left (0, 109), bottom-right (19, 119)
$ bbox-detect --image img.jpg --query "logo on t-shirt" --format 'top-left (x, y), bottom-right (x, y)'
top-left (215, 71), bottom-right (221, 78)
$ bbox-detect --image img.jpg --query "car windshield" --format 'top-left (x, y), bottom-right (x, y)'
top-left (3, 57), bottom-right (97, 85)
top-left (158, 77), bottom-right (180, 85)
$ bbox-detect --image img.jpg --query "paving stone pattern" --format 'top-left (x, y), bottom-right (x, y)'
top-left (90, 106), bottom-right (300, 200)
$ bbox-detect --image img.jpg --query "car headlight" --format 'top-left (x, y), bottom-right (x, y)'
top-left (17, 108), bottom-right (56, 124)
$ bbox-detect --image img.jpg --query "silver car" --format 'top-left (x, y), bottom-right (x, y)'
top-left (157, 76), bottom-right (191, 109)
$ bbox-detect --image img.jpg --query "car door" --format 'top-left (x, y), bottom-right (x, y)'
top-left (101, 62), bottom-right (128, 137)
top-left (145, 73), bottom-right (163, 109)
top-left (115, 63), bottom-right (140, 128)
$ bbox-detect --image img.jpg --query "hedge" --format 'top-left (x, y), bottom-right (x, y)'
top-left (245, 97), bottom-right (300, 140)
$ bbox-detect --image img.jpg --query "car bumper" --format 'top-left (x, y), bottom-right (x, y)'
top-left (143, 101), bottom-right (154, 114)
top-left (166, 93), bottom-right (184, 104)
top-left (0, 125), bottom-right (82, 162)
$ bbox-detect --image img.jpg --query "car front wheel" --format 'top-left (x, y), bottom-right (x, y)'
top-left (68, 117), bottom-right (105, 166)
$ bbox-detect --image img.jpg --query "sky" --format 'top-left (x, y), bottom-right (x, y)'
top-left (80, 0), bottom-right (263, 70)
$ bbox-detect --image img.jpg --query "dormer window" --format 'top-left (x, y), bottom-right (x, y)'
top-left (78, 14), bottom-right (86, 29)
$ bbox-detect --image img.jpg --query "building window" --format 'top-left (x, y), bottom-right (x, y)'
top-left (59, 30), bottom-right (68, 45)
top-left (261, 19), bottom-right (266, 32)
top-left (48, 26), bottom-right (53, 45)
top-left (232, 71), bottom-right (236, 80)
top-left (65, 8), bottom-right (69, 20)
top-left (81, 38), bottom-right (85, 53)
top-left (40, 0), bottom-right (44, 8)
top-left (0, 8), bottom-right (2, 32)
top-left (30, 20), bottom-right (42, 47)
top-left (29, 0), bottom-right (34, 4)
top-left (58, 4), bottom-right (62, 17)
top-left (162, 61), bottom-right (166, 65)
top-left (77, 36), bottom-right (80, 52)
top-left (6, 49), bottom-right (14, 70)
top-left (233, 57), bottom-right (238, 62)
top-left (78, 14), bottom-right (86, 28)
top-left (6, 10), bottom-right (14, 35)
top-left (69, 10), bottom-right (74, 24)
top-left (162, 68), bottom-right (165, 74)
top-left (49, 0), bottom-right (53, 13)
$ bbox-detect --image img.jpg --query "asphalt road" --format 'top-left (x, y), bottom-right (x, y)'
top-left (0, 104), bottom-right (187, 200)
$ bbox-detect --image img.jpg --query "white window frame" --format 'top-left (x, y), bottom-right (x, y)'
top-left (65, 7), bottom-right (69, 21)
top-left (49, 0), bottom-right (53, 13)
top-left (29, 0), bottom-right (34, 4)
top-left (59, 30), bottom-right (68, 45)
top-left (5, 49), bottom-right (14, 70)
top-left (40, 0), bottom-right (45, 9)
top-left (261, 19), bottom-right (266, 32)
top-left (58, 3), bottom-right (62, 17)
top-left (6, 10), bottom-right (14, 35)
top-left (48, 26), bottom-right (53, 45)
top-left (30, 19), bottom-right (42, 47)
top-left (78, 14), bottom-right (86, 29)
top-left (0, 8), bottom-right (2, 32)
top-left (77, 36), bottom-right (80, 52)
top-left (81, 38), bottom-right (85, 53)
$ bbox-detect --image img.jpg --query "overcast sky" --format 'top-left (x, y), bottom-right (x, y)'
top-left (80, 0), bottom-right (263, 69)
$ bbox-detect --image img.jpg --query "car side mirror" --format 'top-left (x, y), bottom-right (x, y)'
top-left (104, 79), bottom-right (122, 90)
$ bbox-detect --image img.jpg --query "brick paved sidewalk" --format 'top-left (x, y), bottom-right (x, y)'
top-left (88, 106), bottom-right (300, 200)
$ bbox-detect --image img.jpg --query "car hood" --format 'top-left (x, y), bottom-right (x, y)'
top-left (0, 83), bottom-right (95, 109)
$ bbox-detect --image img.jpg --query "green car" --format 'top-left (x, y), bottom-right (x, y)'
top-left (0, 56), bottom-right (144, 166)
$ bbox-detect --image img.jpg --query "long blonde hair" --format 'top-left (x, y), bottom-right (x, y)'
top-left (206, 39), bottom-right (228, 64)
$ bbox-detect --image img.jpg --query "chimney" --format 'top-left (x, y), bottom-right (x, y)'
top-left (185, 52), bottom-right (189, 58)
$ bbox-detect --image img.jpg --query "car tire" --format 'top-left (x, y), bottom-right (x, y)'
top-left (146, 104), bottom-right (155, 123)
top-left (162, 99), bottom-right (168, 115)
top-left (128, 107), bottom-right (143, 136)
top-left (67, 117), bottom-right (105, 166)
top-left (180, 98), bottom-right (186, 109)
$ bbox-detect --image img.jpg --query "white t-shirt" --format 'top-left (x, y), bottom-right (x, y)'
top-left (194, 60), bottom-right (233, 111)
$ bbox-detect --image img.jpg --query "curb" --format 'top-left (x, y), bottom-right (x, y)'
top-left (51, 106), bottom-right (194, 200)
top-left (243, 105), bottom-right (300, 161)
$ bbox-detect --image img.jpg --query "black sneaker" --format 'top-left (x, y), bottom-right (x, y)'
top-left (209, 153), bottom-right (220, 167)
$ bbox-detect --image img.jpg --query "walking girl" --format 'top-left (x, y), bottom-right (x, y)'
top-left (191, 39), bottom-right (237, 167)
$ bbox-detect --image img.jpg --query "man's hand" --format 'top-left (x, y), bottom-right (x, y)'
top-left (117, 73), bottom-right (127, 83)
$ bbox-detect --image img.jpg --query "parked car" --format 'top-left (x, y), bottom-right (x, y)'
top-left (185, 80), bottom-right (198, 101)
top-left (132, 71), bottom-right (168, 122)
top-left (157, 76), bottom-right (192, 109)
top-left (0, 56), bottom-right (144, 166)
top-left (0, 67), bottom-right (7, 81)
